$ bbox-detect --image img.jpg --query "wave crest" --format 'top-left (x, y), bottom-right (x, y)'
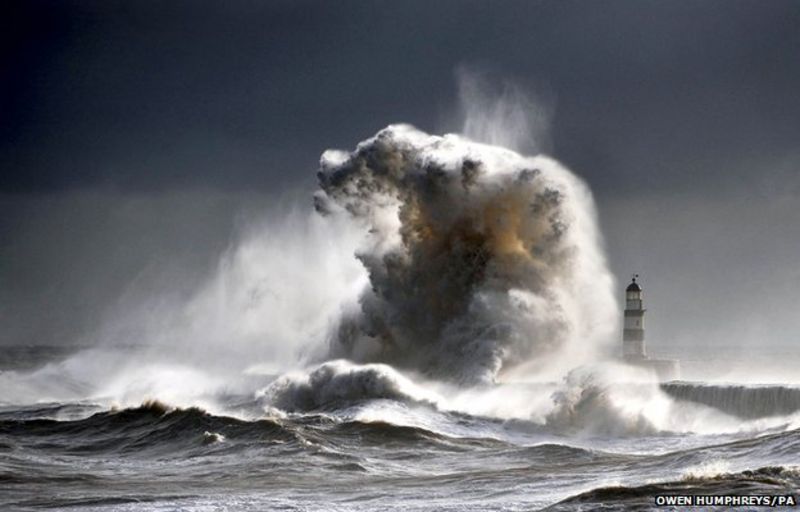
top-left (259, 360), bottom-right (439, 412)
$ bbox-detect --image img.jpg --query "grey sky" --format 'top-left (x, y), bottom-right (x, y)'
top-left (2, 0), bottom-right (799, 352)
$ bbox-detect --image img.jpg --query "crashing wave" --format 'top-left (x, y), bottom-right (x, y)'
top-left (258, 360), bottom-right (440, 412)
top-left (315, 125), bottom-right (616, 383)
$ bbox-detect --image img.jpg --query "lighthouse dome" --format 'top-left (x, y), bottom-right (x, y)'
top-left (626, 279), bottom-right (642, 292)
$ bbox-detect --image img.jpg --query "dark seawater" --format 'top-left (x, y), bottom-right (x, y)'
top-left (1, 348), bottom-right (799, 511)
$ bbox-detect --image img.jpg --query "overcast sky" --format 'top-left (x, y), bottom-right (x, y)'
top-left (2, 0), bottom-right (799, 353)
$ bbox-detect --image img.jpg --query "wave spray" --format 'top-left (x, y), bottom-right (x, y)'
top-left (314, 100), bottom-right (615, 383)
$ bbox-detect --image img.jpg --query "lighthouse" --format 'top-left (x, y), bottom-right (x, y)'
top-left (620, 274), bottom-right (680, 380)
top-left (623, 275), bottom-right (646, 360)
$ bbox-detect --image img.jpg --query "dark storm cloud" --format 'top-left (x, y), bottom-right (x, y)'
top-left (2, 0), bottom-right (800, 350)
top-left (3, 0), bottom-right (799, 193)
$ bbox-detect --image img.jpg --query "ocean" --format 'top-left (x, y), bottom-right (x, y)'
top-left (1, 346), bottom-right (799, 511)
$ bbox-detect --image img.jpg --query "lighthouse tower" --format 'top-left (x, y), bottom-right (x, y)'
top-left (623, 275), bottom-right (646, 360)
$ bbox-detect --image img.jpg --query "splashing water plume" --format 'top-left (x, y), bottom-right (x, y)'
top-left (315, 123), bottom-right (616, 383)
top-left (4, 78), bottom-right (621, 423)
top-left (456, 68), bottom-right (552, 155)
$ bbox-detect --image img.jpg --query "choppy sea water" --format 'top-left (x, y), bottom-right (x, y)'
top-left (1, 347), bottom-right (799, 511)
